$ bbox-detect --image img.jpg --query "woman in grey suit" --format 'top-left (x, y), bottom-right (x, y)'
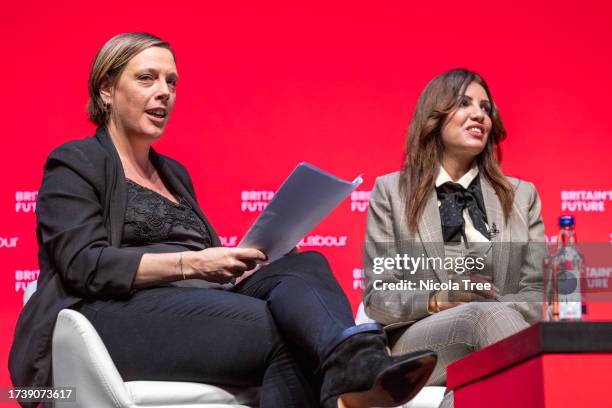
top-left (363, 68), bottom-right (546, 407)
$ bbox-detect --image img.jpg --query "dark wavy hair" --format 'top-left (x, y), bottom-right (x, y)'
top-left (400, 68), bottom-right (514, 234)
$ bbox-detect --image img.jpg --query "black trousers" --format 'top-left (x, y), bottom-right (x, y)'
top-left (75, 251), bottom-right (355, 407)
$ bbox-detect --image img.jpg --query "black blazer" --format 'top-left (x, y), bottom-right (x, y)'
top-left (9, 126), bottom-right (221, 400)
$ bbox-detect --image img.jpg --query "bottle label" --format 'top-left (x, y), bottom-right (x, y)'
top-left (559, 301), bottom-right (582, 320)
top-left (558, 261), bottom-right (582, 320)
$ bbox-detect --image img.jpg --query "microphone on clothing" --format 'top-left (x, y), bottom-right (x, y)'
top-left (488, 223), bottom-right (499, 238)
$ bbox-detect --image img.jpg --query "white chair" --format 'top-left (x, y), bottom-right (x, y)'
top-left (52, 309), bottom-right (259, 408)
top-left (355, 302), bottom-right (446, 408)
top-left (24, 282), bottom-right (259, 408)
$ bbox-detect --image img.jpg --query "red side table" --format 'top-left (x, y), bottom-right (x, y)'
top-left (447, 322), bottom-right (612, 408)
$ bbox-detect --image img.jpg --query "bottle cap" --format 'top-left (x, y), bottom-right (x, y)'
top-left (559, 215), bottom-right (575, 227)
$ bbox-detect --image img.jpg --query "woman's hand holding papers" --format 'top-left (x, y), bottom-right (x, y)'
top-left (184, 247), bottom-right (267, 283)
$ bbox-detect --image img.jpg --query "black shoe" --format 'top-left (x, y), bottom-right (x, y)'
top-left (319, 329), bottom-right (436, 408)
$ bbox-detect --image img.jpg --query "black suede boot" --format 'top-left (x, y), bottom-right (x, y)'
top-left (319, 329), bottom-right (436, 408)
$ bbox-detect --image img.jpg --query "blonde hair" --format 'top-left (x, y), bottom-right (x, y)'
top-left (87, 32), bottom-right (175, 126)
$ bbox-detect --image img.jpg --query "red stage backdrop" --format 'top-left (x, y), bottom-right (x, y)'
top-left (2, 0), bottom-right (611, 396)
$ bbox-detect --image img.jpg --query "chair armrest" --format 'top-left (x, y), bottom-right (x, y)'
top-left (23, 280), bottom-right (37, 305)
top-left (52, 309), bottom-right (133, 408)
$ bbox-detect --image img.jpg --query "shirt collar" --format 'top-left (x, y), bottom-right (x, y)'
top-left (435, 164), bottom-right (479, 189)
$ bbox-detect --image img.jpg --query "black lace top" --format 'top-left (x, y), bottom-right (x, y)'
top-left (121, 179), bottom-right (212, 252)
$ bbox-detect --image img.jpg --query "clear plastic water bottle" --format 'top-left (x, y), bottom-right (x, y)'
top-left (552, 215), bottom-right (584, 321)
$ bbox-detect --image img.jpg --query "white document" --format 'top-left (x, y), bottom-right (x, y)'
top-left (239, 162), bottom-right (363, 262)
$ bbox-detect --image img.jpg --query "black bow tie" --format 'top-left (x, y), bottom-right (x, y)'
top-left (436, 174), bottom-right (489, 244)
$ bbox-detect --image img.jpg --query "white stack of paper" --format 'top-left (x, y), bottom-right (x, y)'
top-left (239, 162), bottom-right (362, 262)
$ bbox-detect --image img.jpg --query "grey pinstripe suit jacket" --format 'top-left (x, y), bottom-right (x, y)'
top-left (362, 171), bottom-right (546, 329)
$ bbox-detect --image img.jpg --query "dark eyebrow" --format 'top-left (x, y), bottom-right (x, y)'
top-left (461, 94), bottom-right (491, 104)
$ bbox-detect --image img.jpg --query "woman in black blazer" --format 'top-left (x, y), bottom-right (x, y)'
top-left (9, 32), bottom-right (435, 408)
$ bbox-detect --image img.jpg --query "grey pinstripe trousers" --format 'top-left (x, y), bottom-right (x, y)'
top-left (390, 302), bottom-right (529, 408)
